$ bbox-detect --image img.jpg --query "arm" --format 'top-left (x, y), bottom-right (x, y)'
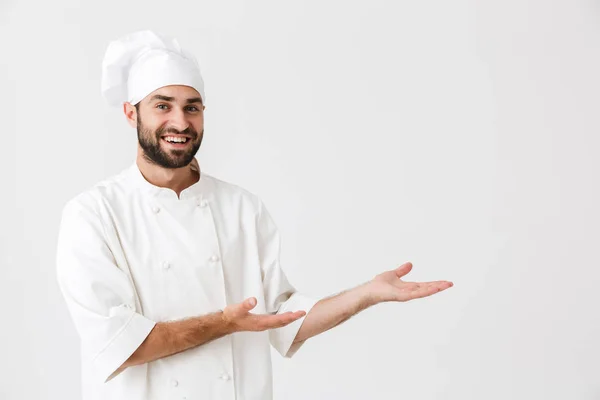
top-left (292, 283), bottom-right (373, 344)
top-left (113, 311), bottom-right (228, 379)
top-left (253, 200), bottom-right (453, 354)
top-left (114, 297), bottom-right (305, 377)
top-left (293, 262), bottom-right (453, 344)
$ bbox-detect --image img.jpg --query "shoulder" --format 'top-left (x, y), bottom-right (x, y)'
top-left (60, 167), bottom-right (133, 218)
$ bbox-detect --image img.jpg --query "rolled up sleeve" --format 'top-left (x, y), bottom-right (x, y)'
top-left (256, 199), bottom-right (318, 358)
top-left (56, 196), bottom-right (156, 383)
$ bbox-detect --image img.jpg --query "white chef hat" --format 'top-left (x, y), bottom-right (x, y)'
top-left (101, 30), bottom-right (206, 107)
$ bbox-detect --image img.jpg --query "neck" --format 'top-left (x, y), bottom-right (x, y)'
top-left (135, 146), bottom-right (200, 198)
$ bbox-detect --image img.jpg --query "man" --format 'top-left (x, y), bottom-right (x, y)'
top-left (56, 30), bottom-right (453, 400)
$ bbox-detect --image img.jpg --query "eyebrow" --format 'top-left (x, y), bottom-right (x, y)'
top-left (149, 95), bottom-right (203, 104)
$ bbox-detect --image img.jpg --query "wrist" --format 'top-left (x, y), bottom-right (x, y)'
top-left (218, 310), bottom-right (238, 335)
top-left (356, 281), bottom-right (380, 308)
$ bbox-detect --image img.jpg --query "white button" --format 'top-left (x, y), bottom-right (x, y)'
top-left (162, 261), bottom-right (171, 270)
top-left (209, 255), bottom-right (220, 262)
top-left (152, 206), bottom-right (160, 213)
top-left (219, 373), bottom-right (230, 381)
top-left (198, 200), bottom-right (208, 208)
top-left (171, 378), bottom-right (178, 387)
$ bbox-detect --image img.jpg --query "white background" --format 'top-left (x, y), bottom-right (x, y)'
top-left (1, 1), bottom-right (599, 399)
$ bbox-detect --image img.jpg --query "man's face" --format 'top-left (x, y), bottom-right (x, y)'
top-left (133, 85), bottom-right (205, 169)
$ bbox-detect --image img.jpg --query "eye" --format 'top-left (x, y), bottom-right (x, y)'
top-left (186, 106), bottom-right (200, 112)
top-left (156, 104), bottom-right (169, 110)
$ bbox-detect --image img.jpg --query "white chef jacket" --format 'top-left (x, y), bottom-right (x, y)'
top-left (56, 160), bottom-right (318, 400)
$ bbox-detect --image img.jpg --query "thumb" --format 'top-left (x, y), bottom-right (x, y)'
top-left (241, 297), bottom-right (257, 312)
top-left (226, 297), bottom-right (257, 318)
top-left (394, 262), bottom-right (413, 278)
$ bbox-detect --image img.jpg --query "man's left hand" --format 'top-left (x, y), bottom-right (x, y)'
top-left (366, 262), bottom-right (453, 304)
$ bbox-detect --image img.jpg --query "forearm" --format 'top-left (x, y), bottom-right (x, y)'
top-left (293, 282), bottom-right (376, 344)
top-left (116, 311), bottom-right (233, 374)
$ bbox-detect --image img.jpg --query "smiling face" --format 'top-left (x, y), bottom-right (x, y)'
top-left (125, 85), bottom-right (205, 169)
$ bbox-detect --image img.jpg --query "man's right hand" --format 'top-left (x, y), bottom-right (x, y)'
top-left (222, 297), bottom-right (306, 333)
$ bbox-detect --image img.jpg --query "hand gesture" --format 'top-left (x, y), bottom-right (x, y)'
top-left (222, 297), bottom-right (306, 333)
top-left (367, 262), bottom-right (453, 304)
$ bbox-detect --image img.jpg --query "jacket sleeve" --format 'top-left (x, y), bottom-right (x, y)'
top-left (256, 199), bottom-right (319, 358)
top-left (55, 195), bottom-right (156, 383)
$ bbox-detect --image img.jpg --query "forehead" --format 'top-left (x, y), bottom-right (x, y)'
top-left (145, 85), bottom-right (201, 102)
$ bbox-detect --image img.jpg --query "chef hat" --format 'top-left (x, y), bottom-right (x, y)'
top-left (101, 30), bottom-right (206, 107)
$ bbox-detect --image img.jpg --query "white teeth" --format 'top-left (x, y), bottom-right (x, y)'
top-left (164, 136), bottom-right (188, 143)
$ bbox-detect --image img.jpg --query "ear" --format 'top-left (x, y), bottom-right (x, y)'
top-left (123, 102), bottom-right (138, 128)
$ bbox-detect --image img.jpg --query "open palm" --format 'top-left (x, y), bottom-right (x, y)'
top-left (368, 262), bottom-right (453, 303)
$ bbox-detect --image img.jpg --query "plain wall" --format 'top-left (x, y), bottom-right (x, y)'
top-left (1, 0), bottom-right (599, 399)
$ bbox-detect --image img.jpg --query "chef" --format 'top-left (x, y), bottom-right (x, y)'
top-left (56, 30), bottom-right (453, 400)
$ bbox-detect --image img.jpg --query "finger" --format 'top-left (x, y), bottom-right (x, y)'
top-left (253, 311), bottom-right (306, 330)
top-left (243, 297), bottom-right (257, 311)
top-left (231, 297), bottom-right (257, 317)
top-left (409, 282), bottom-right (452, 299)
top-left (425, 281), bottom-right (454, 291)
top-left (419, 280), bottom-right (453, 286)
top-left (269, 311), bottom-right (306, 328)
top-left (401, 280), bottom-right (452, 289)
top-left (266, 311), bottom-right (306, 327)
top-left (394, 262), bottom-right (413, 278)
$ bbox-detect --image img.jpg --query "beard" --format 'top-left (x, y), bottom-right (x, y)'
top-left (136, 112), bottom-right (203, 169)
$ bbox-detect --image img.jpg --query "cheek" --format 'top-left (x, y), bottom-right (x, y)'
top-left (145, 119), bottom-right (169, 135)
top-left (192, 118), bottom-right (204, 133)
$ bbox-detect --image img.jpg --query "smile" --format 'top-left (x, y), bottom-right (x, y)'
top-left (162, 136), bottom-right (189, 143)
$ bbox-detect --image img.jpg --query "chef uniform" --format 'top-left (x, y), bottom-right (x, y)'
top-left (56, 30), bottom-right (318, 400)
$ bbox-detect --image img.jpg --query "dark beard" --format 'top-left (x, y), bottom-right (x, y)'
top-left (137, 112), bottom-right (203, 169)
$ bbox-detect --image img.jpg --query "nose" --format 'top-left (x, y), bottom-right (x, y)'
top-left (169, 108), bottom-right (190, 132)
